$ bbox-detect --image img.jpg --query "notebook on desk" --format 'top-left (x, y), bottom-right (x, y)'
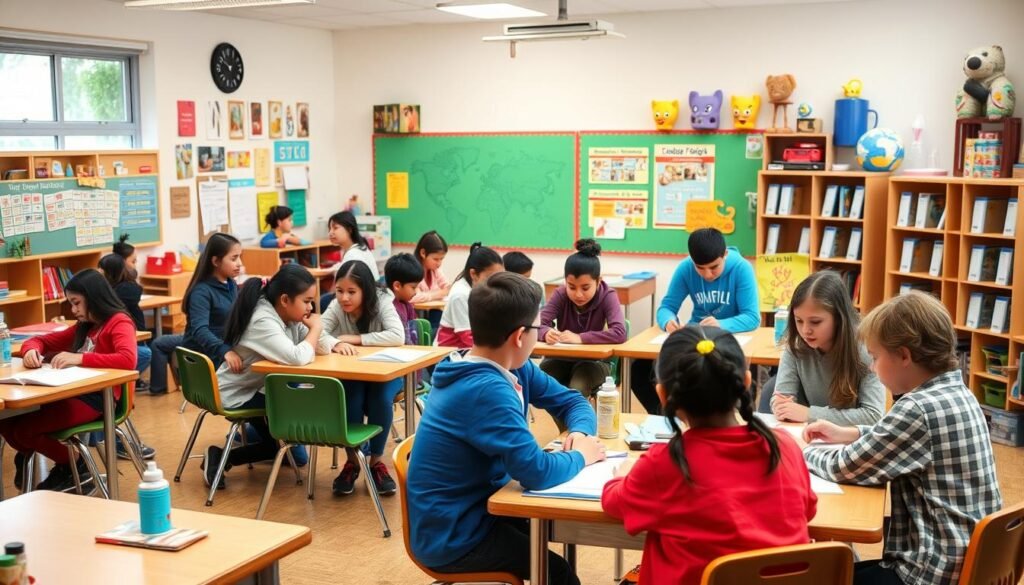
top-left (0, 365), bottom-right (104, 387)
top-left (96, 521), bottom-right (208, 551)
top-left (523, 456), bottom-right (627, 501)
top-left (357, 348), bottom-right (432, 363)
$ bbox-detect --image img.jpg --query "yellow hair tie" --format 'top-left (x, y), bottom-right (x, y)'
top-left (696, 339), bottom-right (715, 355)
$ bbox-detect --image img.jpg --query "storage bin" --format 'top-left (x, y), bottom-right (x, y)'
top-left (980, 404), bottom-right (1024, 447)
top-left (982, 382), bottom-right (1007, 408)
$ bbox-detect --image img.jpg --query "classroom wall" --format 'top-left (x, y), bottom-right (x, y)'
top-left (0, 0), bottom-right (338, 264)
top-left (333, 0), bottom-right (1024, 328)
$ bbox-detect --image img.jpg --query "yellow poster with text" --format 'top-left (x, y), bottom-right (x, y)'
top-left (755, 253), bottom-right (810, 312)
top-left (257, 191), bottom-right (280, 233)
top-left (387, 172), bottom-right (409, 209)
top-left (254, 148), bottom-right (271, 186)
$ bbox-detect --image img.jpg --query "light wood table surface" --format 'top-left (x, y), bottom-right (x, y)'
top-left (0, 364), bottom-right (138, 499)
top-left (488, 413), bottom-right (886, 585)
top-left (139, 294), bottom-right (183, 337)
top-left (531, 342), bottom-right (617, 361)
top-left (544, 275), bottom-right (657, 324)
top-left (0, 491), bottom-right (311, 584)
top-left (413, 299), bottom-right (446, 313)
top-left (252, 345), bottom-right (454, 437)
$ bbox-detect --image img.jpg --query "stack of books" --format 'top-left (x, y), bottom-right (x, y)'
top-left (963, 131), bottom-right (1003, 178)
top-left (41, 266), bottom-right (75, 301)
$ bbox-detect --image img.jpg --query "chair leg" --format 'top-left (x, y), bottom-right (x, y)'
top-left (331, 446), bottom-right (339, 470)
top-left (115, 428), bottom-right (146, 478)
top-left (355, 449), bottom-right (391, 538)
top-left (67, 444), bottom-right (83, 495)
top-left (73, 440), bottom-right (109, 499)
top-left (255, 445), bottom-right (289, 520)
top-left (307, 446), bottom-right (318, 500)
top-left (283, 444), bottom-right (303, 485)
top-left (124, 417), bottom-right (144, 449)
top-left (390, 420), bottom-right (402, 444)
top-left (239, 421), bottom-right (253, 470)
top-left (0, 437), bottom-right (5, 501)
top-left (415, 398), bottom-right (425, 415)
top-left (206, 421), bottom-right (241, 507)
top-left (175, 410), bottom-right (208, 482)
top-left (23, 453), bottom-right (36, 494)
top-left (178, 399), bottom-right (188, 414)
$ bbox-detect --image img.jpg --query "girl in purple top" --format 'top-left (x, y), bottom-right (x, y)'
top-left (539, 239), bottom-right (627, 420)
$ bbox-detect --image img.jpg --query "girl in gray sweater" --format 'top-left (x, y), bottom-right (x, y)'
top-left (769, 271), bottom-right (885, 426)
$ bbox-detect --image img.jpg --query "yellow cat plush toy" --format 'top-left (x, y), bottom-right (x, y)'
top-left (731, 95), bottom-right (761, 129)
top-left (651, 100), bottom-right (680, 131)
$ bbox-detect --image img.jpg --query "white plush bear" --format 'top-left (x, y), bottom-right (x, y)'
top-left (955, 45), bottom-right (1016, 119)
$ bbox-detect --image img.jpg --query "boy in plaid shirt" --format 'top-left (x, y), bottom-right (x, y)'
top-left (803, 292), bottom-right (1001, 585)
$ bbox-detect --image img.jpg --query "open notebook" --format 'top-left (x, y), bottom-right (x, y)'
top-left (0, 365), bottom-right (104, 387)
top-left (357, 348), bottom-right (433, 363)
top-left (96, 521), bottom-right (208, 551)
top-left (523, 457), bottom-right (624, 501)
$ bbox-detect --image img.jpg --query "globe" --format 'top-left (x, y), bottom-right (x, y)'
top-left (856, 128), bottom-right (905, 172)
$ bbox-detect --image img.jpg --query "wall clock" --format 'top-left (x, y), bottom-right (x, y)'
top-left (211, 42), bottom-right (243, 94)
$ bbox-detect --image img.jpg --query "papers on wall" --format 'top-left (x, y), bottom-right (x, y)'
top-left (281, 165), bottom-right (309, 190)
top-left (0, 192), bottom-right (46, 236)
top-left (44, 191), bottom-right (77, 230)
top-left (228, 179), bottom-right (259, 240)
top-left (75, 189), bottom-right (120, 246)
top-left (198, 180), bottom-right (229, 234)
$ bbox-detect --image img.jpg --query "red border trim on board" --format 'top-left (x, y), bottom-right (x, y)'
top-left (578, 129), bottom-right (766, 136)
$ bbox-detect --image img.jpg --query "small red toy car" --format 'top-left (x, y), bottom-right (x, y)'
top-left (782, 143), bottom-right (824, 163)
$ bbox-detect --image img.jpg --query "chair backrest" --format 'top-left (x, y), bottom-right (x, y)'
top-left (174, 347), bottom-right (226, 414)
top-left (701, 542), bottom-right (853, 585)
top-left (264, 374), bottom-right (351, 445)
top-left (959, 501), bottom-right (1024, 585)
top-left (412, 318), bottom-right (432, 346)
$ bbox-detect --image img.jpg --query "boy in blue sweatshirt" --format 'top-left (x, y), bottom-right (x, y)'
top-left (406, 272), bottom-right (604, 585)
top-left (631, 228), bottom-right (760, 413)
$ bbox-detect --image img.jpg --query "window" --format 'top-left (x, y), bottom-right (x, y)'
top-left (0, 39), bottom-right (141, 150)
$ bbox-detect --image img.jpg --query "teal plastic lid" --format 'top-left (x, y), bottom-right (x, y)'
top-left (0, 554), bottom-right (16, 567)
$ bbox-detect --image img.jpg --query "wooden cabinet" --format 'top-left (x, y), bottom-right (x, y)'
top-left (139, 272), bottom-right (193, 334)
top-left (0, 249), bottom-right (104, 327)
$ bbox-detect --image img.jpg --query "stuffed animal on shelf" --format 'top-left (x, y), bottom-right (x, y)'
top-left (731, 95), bottom-right (761, 129)
top-left (842, 78), bottom-right (863, 98)
top-left (765, 74), bottom-right (797, 132)
top-left (651, 100), bottom-right (680, 131)
top-left (689, 90), bottom-right (723, 130)
top-left (955, 45), bottom-right (1016, 119)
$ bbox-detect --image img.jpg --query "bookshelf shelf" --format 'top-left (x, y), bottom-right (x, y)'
top-left (962, 281), bottom-right (1014, 292)
top-left (44, 297), bottom-right (66, 305)
top-left (0, 295), bottom-right (42, 306)
top-left (818, 216), bottom-right (864, 224)
top-left (891, 226), bottom-right (946, 235)
top-left (762, 214), bottom-right (812, 220)
top-left (956, 325), bottom-right (1011, 340)
top-left (975, 371), bottom-right (1009, 384)
top-left (814, 257), bottom-right (861, 265)
top-left (1009, 397), bottom-right (1024, 408)
top-left (963, 232), bottom-right (1016, 242)
top-left (888, 270), bottom-right (942, 282)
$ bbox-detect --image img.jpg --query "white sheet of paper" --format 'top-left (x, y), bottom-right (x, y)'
top-left (649, 333), bottom-right (668, 345)
top-left (198, 180), bottom-right (229, 234)
top-left (281, 166), bottom-right (309, 190)
top-left (753, 412), bottom-right (780, 428)
top-left (524, 458), bottom-right (621, 500)
top-left (0, 366), bottom-right (105, 387)
top-left (358, 348), bottom-right (432, 363)
top-left (809, 472), bottom-right (844, 495)
top-left (228, 185), bottom-right (260, 240)
top-left (734, 335), bottom-right (752, 347)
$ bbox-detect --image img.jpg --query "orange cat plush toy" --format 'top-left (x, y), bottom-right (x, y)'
top-left (651, 100), bottom-right (680, 131)
top-left (731, 95), bottom-right (761, 129)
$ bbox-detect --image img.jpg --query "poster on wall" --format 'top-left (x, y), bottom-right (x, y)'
top-left (587, 147), bottom-right (649, 184)
top-left (257, 191), bottom-right (279, 233)
top-left (756, 253), bottom-right (810, 312)
top-left (297, 102), bottom-right (309, 138)
top-left (0, 192), bottom-right (46, 236)
top-left (587, 189), bottom-right (648, 229)
top-left (254, 148), bottom-right (271, 186)
top-left (177, 101), bottom-right (196, 137)
top-left (197, 146), bottom-right (225, 173)
top-left (43, 191), bottom-right (76, 231)
top-left (175, 144), bottom-right (193, 180)
top-left (228, 100), bottom-right (245, 140)
top-left (206, 100), bottom-right (222, 140)
top-left (285, 104), bottom-right (295, 137)
top-left (75, 189), bottom-right (119, 246)
top-left (653, 144), bottom-right (715, 229)
top-left (227, 150), bottom-right (251, 169)
top-left (228, 179), bottom-right (259, 240)
top-left (119, 177), bottom-right (159, 230)
top-left (250, 102), bottom-right (263, 137)
top-left (268, 101), bottom-right (283, 139)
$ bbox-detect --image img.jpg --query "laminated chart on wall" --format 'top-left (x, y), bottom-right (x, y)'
top-left (0, 192), bottom-right (46, 237)
top-left (119, 178), bottom-right (159, 229)
top-left (44, 191), bottom-right (76, 230)
top-left (74, 189), bottom-right (120, 246)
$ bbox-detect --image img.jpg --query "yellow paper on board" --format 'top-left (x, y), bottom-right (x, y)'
top-left (685, 199), bottom-right (735, 233)
top-left (257, 191), bottom-right (279, 233)
top-left (387, 172), bottom-right (409, 209)
top-left (254, 148), bottom-right (271, 186)
top-left (756, 253), bottom-right (810, 312)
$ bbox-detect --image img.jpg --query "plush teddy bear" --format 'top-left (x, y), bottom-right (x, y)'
top-left (731, 95), bottom-right (761, 129)
top-left (689, 90), bottom-right (723, 130)
top-left (651, 100), bottom-right (680, 131)
top-left (956, 45), bottom-right (1016, 119)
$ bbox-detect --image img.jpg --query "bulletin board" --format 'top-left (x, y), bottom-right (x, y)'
top-left (578, 131), bottom-right (762, 256)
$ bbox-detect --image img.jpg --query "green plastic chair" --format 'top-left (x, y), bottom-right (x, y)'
top-left (257, 374), bottom-right (391, 537)
top-left (413, 318), bottom-right (433, 346)
top-left (173, 347), bottom-right (300, 507)
top-left (48, 382), bottom-right (143, 499)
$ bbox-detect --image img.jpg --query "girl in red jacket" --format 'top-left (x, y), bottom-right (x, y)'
top-left (602, 325), bottom-right (816, 585)
top-left (0, 269), bottom-right (137, 493)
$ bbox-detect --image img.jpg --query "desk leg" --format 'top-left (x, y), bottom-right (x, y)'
top-left (404, 372), bottom-right (416, 438)
top-left (620, 357), bottom-right (632, 414)
top-left (103, 385), bottom-right (119, 500)
top-left (530, 518), bottom-right (550, 585)
top-left (252, 560), bottom-right (281, 585)
top-left (624, 303), bottom-right (632, 324)
top-left (650, 296), bottom-right (656, 328)
top-left (153, 308), bottom-right (163, 338)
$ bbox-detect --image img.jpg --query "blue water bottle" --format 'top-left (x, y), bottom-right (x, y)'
top-left (774, 308), bottom-right (789, 344)
top-left (138, 461), bottom-right (172, 534)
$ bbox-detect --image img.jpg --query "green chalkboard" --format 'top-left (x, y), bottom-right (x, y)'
top-left (0, 175), bottom-right (161, 257)
top-left (579, 132), bottom-right (762, 256)
top-left (374, 133), bottom-right (577, 251)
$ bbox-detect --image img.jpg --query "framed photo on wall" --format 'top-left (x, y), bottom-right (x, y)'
top-left (297, 102), bottom-right (309, 138)
top-left (250, 102), bottom-right (264, 137)
top-left (269, 101), bottom-right (283, 139)
top-left (228, 100), bottom-right (245, 140)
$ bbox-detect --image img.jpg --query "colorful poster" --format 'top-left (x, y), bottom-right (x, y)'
top-left (386, 172), bottom-right (409, 209)
top-left (685, 199), bottom-right (735, 233)
top-left (274, 141), bottom-right (309, 163)
top-left (175, 144), bottom-right (193, 180)
top-left (197, 146), bottom-right (225, 173)
top-left (228, 100), bottom-right (245, 140)
top-left (250, 102), bottom-right (264, 137)
top-left (594, 218), bottom-right (626, 239)
top-left (297, 102), bottom-right (309, 138)
top-left (227, 150), bottom-right (251, 169)
top-left (43, 191), bottom-right (76, 230)
top-left (653, 144), bottom-right (715, 228)
top-left (257, 191), bottom-right (279, 233)
top-left (254, 148), bottom-right (271, 186)
top-left (177, 100), bottom-right (196, 137)
top-left (119, 178), bottom-right (159, 229)
top-left (587, 189), bottom-right (648, 229)
top-left (755, 253), bottom-right (810, 312)
top-left (268, 101), bottom-right (283, 139)
top-left (588, 147), bottom-right (649, 184)
top-left (0, 192), bottom-right (46, 236)
top-left (286, 189), bottom-right (307, 226)
top-left (74, 189), bottom-right (120, 246)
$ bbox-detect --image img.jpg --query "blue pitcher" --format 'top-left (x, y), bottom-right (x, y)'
top-left (834, 98), bottom-right (878, 147)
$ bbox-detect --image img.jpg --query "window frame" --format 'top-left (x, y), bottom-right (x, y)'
top-left (0, 39), bottom-right (142, 150)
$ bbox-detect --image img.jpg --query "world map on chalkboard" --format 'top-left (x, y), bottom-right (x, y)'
top-left (375, 134), bottom-right (576, 250)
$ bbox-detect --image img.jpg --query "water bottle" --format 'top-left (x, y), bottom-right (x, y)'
top-left (774, 308), bottom-right (789, 344)
top-left (0, 312), bottom-right (11, 367)
top-left (138, 461), bottom-right (172, 535)
top-left (597, 376), bottom-right (620, 439)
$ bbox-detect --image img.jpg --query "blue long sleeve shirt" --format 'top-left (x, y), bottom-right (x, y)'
top-left (407, 353), bottom-right (597, 568)
top-left (656, 247), bottom-right (760, 333)
top-left (183, 277), bottom-right (238, 365)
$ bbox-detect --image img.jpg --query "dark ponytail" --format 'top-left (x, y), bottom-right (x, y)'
top-left (328, 211), bottom-right (368, 249)
top-left (223, 264), bottom-right (316, 346)
top-left (335, 260), bottom-right (381, 333)
top-left (113, 233), bottom-right (134, 259)
top-left (565, 238), bottom-right (602, 279)
top-left (657, 325), bottom-right (780, 483)
top-left (265, 206), bottom-right (293, 230)
top-left (456, 242), bottom-right (503, 285)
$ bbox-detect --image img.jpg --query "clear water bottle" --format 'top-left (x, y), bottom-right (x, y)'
top-left (0, 312), bottom-right (11, 367)
top-left (138, 461), bottom-right (172, 535)
top-left (597, 376), bottom-right (620, 439)
top-left (774, 308), bottom-right (789, 345)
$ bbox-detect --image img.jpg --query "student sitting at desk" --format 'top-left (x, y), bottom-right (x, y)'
top-left (200, 264), bottom-right (326, 489)
top-left (408, 272), bottom-right (604, 585)
top-left (630, 228), bottom-right (759, 414)
top-left (803, 292), bottom-right (1001, 585)
top-left (260, 205), bottom-right (310, 249)
top-left (113, 233), bottom-right (138, 275)
top-left (318, 260), bottom-right (405, 496)
top-left (435, 242), bottom-right (503, 349)
top-left (538, 238), bottom-right (627, 409)
top-left (327, 210), bottom-right (379, 282)
top-left (410, 230), bottom-right (450, 333)
top-left (502, 250), bottom-right (534, 279)
top-left (0, 269), bottom-right (138, 493)
top-left (764, 271), bottom-right (885, 426)
top-left (384, 253), bottom-right (424, 346)
top-left (603, 326), bottom-right (816, 585)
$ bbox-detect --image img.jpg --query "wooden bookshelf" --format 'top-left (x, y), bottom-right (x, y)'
top-left (762, 133), bottom-right (834, 172)
top-left (884, 176), bottom-right (1024, 412)
top-left (0, 150), bottom-right (158, 182)
top-left (242, 240), bottom-right (342, 309)
top-left (756, 170), bottom-right (890, 318)
top-left (0, 249), bottom-right (104, 327)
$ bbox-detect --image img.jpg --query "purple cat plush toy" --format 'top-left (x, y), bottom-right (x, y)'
top-left (689, 90), bottom-right (724, 130)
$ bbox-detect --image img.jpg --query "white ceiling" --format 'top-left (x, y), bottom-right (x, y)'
top-left (124, 0), bottom-right (860, 31)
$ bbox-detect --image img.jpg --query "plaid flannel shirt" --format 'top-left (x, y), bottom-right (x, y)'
top-left (804, 371), bottom-right (1002, 585)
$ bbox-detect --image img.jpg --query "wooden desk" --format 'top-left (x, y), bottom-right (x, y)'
top-left (0, 365), bottom-right (138, 499)
top-left (0, 491), bottom-right (311, 584)
top-left (13, 330), bottom-right (151, 357)
top-left (614, 326), bottom-right (781, 412)
top-left (413, 300), bottom-right (446, 313)
top-left (139, 294), bottom-right (183, 337)
top-left (488, 414), bottom-right (886, 585)
top-left (544, 276), bottom-right (657, 324)
top-left (252, 345), bottom-right (454, 437)
top-left (531, 342), bottom-right (617, 361)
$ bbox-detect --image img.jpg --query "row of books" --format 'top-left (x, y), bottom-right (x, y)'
top-left (899, 238), bottom-right (943, 275)
top-left (764, 225), bottom-right (810, 255)
top-left (820, 226), bottom-right (862, 260)
top-left (821, 184), bottom-right (865, 219)
top-left (970, 197), bottom-right (1017, 235)
top-left (763, 184), bottom-right (803, 216)
top-left (831, 268), bottom-right (862, 305)
top-left (896, 192), bottom-right (946, 229)
top-left (966, 292), bottom-right (1011, 333)
top-left (967, 246), bottom-right (1013, 285)
top-left (42, 265), bottom-right (75, 301)
top-left (963, 132), bottom-right (1004, 178)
